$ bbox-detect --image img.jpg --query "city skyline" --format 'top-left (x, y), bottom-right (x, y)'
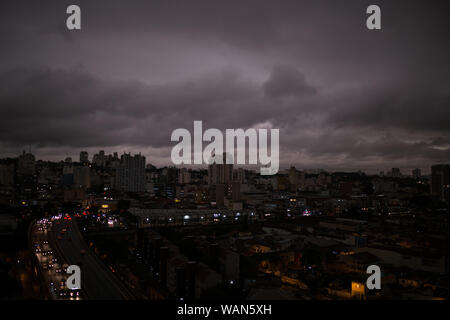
top-left (0, 148), bottom-right (442, 176)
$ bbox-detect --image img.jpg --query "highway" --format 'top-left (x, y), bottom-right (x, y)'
top-left (31, 218), bottom-right (81, 300)
top-left (50, 216), bottom-right (133, 300)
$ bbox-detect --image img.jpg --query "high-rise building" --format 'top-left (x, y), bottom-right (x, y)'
top-left (115, 153), bottom-right (146, 192)
top-left (209, 184), bottom-right (225, 206)
top-left (18, 150), bottom-right (35, 175)
top-left (431, 164), bottom-right (450, 202)
top-left (234, 168), bottom-right (246, 184)
top-left (178, 168), bottom-right (192, 184)
top-left (93, 150), bottom-right (106, 167)
top-left (391, 168), bottom-right (401, 178)
top-left (73, 166), bottom-right (91, 189)
top-left (231, 181), bottom-right (241, 201)
top-left (79, 151), bottom-right (89, 164)
top-left (208, 153), bottom-right (233, 185)
top-left (0, 163), bottom-right (15, 186)
top-left (288, 166), bottom-right (299, 186)
top-left (62, 164), bottom-right (74, 186)
top-left (412, 168), bottom-right (421, 179)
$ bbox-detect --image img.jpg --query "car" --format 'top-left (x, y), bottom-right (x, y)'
top-left (59, 280), bottom-right (66, 288)
top-left (69, 289), bottom-right (80, 298)
top-left (42, 263), bottom-right (48, 270)
top-left (59, 289), bottom-right (68, 298)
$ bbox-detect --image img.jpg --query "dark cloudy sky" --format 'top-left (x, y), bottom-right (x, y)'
top-left (1, 0), bottom-right (449, 173)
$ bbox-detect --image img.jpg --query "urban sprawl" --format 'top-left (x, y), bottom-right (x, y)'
top-left (0, 150), bottom-right (449, 300)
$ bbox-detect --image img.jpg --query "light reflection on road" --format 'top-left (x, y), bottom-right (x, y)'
top-left (32, 216), bottom-right (81, 300)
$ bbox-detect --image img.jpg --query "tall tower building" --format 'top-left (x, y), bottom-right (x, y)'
top-left (208, 152), bottom-right (233, 185)
top-left (288, 166), bottom-right (299, 186)
top-left (178, 168), bottom-right (192, 184)
top-left (391, 168), bottom-right (401, 178)
top-left (93, 150), bottom-right (106, 167)
top-left (74, 166), bottom-right (91, 189)
top-left (79, 151), bottom-right (89, 164)
top-left (18, 150), bottom-right (35, 176)
top-left (234, 168), bottom-right (246, 184)
top-left (431, 164), bottom-right (450, 202)
top-left (115, 153), bottom-right (146, 192)
top-left (0, 164), bottom-right (15, 186)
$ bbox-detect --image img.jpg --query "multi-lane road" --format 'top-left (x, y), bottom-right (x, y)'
top-left (31, 218), bottom-right (80, 300)
top-left (32, 214), bottom-right (134, 300)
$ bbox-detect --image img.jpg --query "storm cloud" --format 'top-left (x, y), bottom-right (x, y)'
top-left (0, 0), bottom-right (449, 173)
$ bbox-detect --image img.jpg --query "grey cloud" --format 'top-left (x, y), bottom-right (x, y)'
top-left (326, 86), bottom-right (450, 133)
top-left (0, 67), bottom-right (268, 148)
top-left (263, 65), bottom-right (316, 99)
top-left (0, 0), bottom-right (449, 172)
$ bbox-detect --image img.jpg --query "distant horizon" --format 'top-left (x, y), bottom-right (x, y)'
top-left (1, 148), bottom-right (439, 176)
